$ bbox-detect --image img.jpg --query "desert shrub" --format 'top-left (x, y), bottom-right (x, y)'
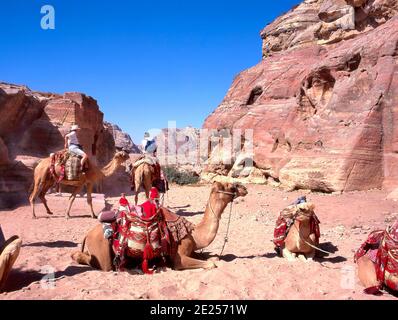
top-left (163, 166), bottom-right (200, 185)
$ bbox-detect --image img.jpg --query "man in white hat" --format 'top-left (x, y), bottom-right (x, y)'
top-left (64, 124), bottom-right (88, 169)
top-left (141, 131), bottom-right (157, 155)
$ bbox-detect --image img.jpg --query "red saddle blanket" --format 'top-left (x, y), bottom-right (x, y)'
top-left (110, 206), bottom-right (194, 274)
top-left (111, 208), bottom-right (167, 273)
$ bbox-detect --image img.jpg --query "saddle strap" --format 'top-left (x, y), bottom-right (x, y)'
top-left (50, 155), bottom-right (65, 183)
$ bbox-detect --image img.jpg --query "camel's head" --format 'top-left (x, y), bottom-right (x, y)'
top-left (114, 150), bottom-right (130, 164)
top-left (294, 202), bottom-right (316, 223)
top-left (211, 181), bottom-right (248, 203)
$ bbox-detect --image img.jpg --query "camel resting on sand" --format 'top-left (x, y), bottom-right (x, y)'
top-left (280, 203), bottom-right (320, 262)
top-left (29, 150), bottom-right (129, 219)
top-left (71, 182), bottom-right (248, 271)
top-left (355, 220), bottom-right (398, 295)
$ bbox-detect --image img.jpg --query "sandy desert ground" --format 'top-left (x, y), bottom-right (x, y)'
top-left (1, 183), bottom-right (398, 300)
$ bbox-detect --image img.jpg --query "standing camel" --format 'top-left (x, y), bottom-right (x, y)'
top-left (132, 162), bottom-right (156, 205)
top-left (71, 182), bottom-right (248, 271)
top-left (29, 150), bottom-right (129, 219)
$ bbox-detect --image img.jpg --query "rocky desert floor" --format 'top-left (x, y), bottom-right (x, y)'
top-left (1, 183), bottom-right (398, 300)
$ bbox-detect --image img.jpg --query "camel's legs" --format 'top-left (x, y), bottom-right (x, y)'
top-left (282, 248), bottom-right (297, 261)
top-left (66, 184), bottom-right (84, 219)
top-left (297, 254), bottom-right (309, 262)
top-left (134, 170), bottom-right (142, 205)
top-left (144, 187), bottom-right (150, 200)
top-left (86, 183), bottom-right (96, 219)
top-left (357, 256), bottom-right (379, 290)
top-left (143, 173), bottom-right (151, 200)
top-left (134, 189), bottom-right (139, 206)
top-left (304, 251), bottom-right (315, 262)
top-left (29, 179), bottom-right (43, 219)
top-left (38, 180), bottom-right (55, 215)
top-left (71, 251), bottom-right (91, 267)
top-left (173, 253), bottom-right (217, 271)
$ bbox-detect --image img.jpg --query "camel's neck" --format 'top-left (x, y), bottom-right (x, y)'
top-left (100, 158), bottom-right (121, 178)
top-left (192, 192), bottom-right (230, 250)
top-left (294, 219), bottom-right (311, 238)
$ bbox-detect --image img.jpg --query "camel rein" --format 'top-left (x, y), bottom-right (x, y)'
top-left (292, 219), bottom-right (335, 256)
top-left (209, 190), bottom-right (237, 257)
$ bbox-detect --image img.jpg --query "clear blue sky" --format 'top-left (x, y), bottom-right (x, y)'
top-left (1, 0), bottom-right (299, 142)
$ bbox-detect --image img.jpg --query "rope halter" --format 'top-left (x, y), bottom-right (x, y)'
top-left (208, 187), bottom-right (240, 257)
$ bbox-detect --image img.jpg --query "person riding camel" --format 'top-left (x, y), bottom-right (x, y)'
top-left (142, 131), bottom-right (157, 155)
top-left (64, 124), bottom-right (88, 170)
top-left (130, 131), bottom-right (163, 198)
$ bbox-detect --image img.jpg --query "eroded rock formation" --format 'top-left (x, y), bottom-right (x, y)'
top-left (104, 122), bottom-right (141, 154)
top-left (0, 83), bottom-right (136, 208)
top-left (261, 0), bottom-right (398, 56)
top-left (204, 0), bottom-right (398, 192)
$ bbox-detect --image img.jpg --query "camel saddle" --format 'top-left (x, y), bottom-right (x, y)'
top-left (50, 150), bottom-right (84, 182)
top-left (111, 207), bottom-right (165, 274)
top-left (107, 201), bottom-right (194, 274)
top-left (273, 198), bottom-right (320, 253)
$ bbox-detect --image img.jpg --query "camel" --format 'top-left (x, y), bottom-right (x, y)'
top-left (132, 162), bottom-right (156, 205)
top-left (356, 255), bottom-right (381, 293)
top-left (29, 150), bottom-right (129, 219)
top-left (71, 181), bottom-right (248, 271)
top-left (281, 203), bottom-right (320, 262)
top-left (0, 235), bottom-right (22, 292)
top-left (355, 220), bottom-right (398, 295)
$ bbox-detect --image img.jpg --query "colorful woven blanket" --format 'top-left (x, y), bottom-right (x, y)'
top-left (355, 221), bottom-right (398, 293)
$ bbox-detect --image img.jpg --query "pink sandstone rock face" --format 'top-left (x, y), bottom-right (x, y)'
top-left (0, 83), bottom-right (135, 208)
top-left (260, 0), bottom-right (398, 56)
top-left (104, 122), bottom-right (141, 154)
top-left (203, 2), bottom-right (398, 193)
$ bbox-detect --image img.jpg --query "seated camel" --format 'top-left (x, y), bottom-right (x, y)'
top-left (355, 219), bottom-right (398, 295)
top-left (273, 199), bottom-right (320, 262)
top-left (0, 229), bottom-right (22, 292)
top-left (71, 182), bottom-right (248, 272)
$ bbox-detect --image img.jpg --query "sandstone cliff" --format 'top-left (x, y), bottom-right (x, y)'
top-left (104, 122), bottom-right (141, 154)
top-left (203, 0), bottom-right (398, 192)
top-left (0, 83), bottom-right (135, 208)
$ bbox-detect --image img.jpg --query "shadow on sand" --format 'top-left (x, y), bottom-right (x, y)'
top-left (196, 241), bottom-right (346, 264)
top-left (22, 240), bottom-right (78, 248)
top-left (3, 265), bottom-right (91, 293)
top-left (196, 251), bottom-right (278, 262)
top-left (175, 209), bottom-right (204, 217)
top-left (316, 242), bottom-right (347, 263)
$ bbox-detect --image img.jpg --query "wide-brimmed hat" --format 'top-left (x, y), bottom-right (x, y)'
top-left (70, 124), bottom-right (80, 131)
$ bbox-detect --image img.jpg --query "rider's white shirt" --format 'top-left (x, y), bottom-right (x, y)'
top-left (66, 131), bottom-right (79, 146)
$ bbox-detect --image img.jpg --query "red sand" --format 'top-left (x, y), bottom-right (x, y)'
top-left (0, 184), bottom-right (397, 300)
